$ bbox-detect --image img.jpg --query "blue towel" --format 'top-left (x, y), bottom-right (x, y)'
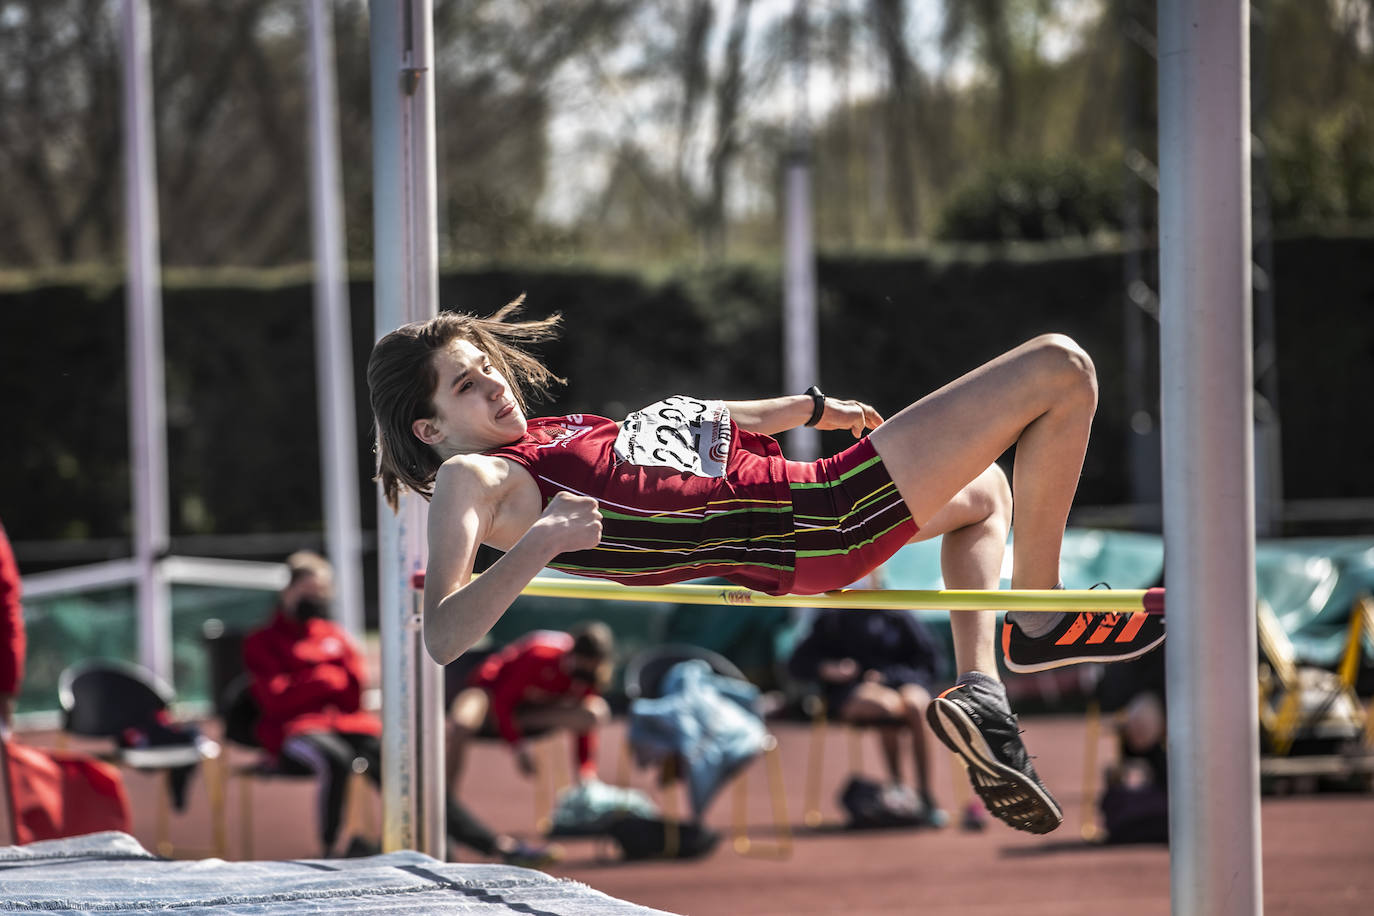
top-left (627, 660), bottom-right (767, 818)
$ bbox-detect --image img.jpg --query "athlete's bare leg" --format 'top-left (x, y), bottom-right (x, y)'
top-left (906, 464), bottom-right (1014, 677)
top-left (870, 334), bottom-right (1096, 592)
top-left (873, 345), bottom-right (1097, 837)
top-left (902, 457), bottom-right (1065, 835)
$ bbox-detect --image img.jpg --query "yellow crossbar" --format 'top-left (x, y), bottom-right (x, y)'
top-left (520, 576), bottom-right (1165, 614)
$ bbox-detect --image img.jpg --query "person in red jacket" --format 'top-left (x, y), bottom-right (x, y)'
top-left (0, 520), bottom-right (26, 731)
top-left (245, 550), bottom-right (554, 864)
top-left (243, 551), bottom-right (380, 857)
top-left (446, 623), bottom-right (613, 798)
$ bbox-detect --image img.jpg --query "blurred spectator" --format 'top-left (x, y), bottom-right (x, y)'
top-left (447, 623), bottom-right (613, 796)
top-left (1099, 650), bottom-right (1168, 787)
top-left (1094, 573), bottom-right (1168, 845)
top-left (788, 572), bottom-right (946, 824)
top-left (0, 519), bottom-right (25, 732)
top-left (245, 551), bottom-right (552, 864)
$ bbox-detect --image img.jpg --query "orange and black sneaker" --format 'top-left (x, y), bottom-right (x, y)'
top-left (1002, 585), bottom-right (1165, 674)
top-left (926, 678), bottom-right (1062, 835)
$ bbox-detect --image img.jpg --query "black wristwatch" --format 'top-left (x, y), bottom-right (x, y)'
top-left (804, 385), bottom-right (826, 427)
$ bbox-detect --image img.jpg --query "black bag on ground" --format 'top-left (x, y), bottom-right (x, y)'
top-left (839, 775), bottom-right (924, 829)
top-left (1099, 778), bottom-right (1169, 844)
top-left (607, 815), bottom-right (721, 860)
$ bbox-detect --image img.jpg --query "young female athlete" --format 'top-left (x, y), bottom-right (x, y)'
top-left (367, 297), bottom-right (1165, 835)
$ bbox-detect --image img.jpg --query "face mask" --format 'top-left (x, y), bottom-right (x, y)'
top-left (295, 597), bottom-right (331, 620)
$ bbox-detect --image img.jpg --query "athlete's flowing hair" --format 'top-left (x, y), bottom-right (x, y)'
top-left (367, 295), bottom-right (564, 511)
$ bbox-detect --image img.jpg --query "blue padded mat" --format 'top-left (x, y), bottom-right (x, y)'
top-left (0, 832), bottom-right (675, 915)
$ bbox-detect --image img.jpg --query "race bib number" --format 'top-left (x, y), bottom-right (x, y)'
top-left (614, 396), bottom-right (732, 477)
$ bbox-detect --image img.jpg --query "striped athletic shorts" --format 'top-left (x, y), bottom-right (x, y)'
top-left (785, 436), bottom-right (918, 595)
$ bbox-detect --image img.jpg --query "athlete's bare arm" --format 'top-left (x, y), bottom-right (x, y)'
top-left (422, 455), bottom-right (601, 664)
top-left (724, 395), bottom-right (884, 438)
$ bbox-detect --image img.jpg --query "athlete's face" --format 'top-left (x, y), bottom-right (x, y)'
top-left (413, 338), bottom-right (527, 455)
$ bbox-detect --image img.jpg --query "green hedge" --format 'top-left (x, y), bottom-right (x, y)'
top-left (937, 158), bottom-right (1128, 242)
top-left (2, 234), bottom-right (1371, 552)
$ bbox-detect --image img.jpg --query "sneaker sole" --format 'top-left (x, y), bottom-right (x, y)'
top-left (928, 697), bottom-right (1063, 834)
top-left (1002, 625), bottom-right (1166, 674)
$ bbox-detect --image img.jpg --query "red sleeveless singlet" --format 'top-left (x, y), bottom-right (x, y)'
top-left (484, 398), bottom-right (797, 595)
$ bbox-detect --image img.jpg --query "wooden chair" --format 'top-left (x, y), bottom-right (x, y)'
top-left (57, 658), bottom-right (222, 857)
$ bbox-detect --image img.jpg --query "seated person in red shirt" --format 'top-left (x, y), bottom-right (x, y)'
top-left (246, 551), bottom-right (552, 864)
top-left (243, 551), bottom-right (382, 857)
top-left (446, 623), bottom-right (613, 795)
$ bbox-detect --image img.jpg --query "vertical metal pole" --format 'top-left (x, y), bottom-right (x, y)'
top-left (1158, 1), bottom-right (1263, 913)
top-left (783, 0), bottom-right (818, 460)
top-left (306, 0), bottom-right (366, 641)
top-left (370, 0), bottom-right (445, 858)
top-left (121, 0), bottom-right (172, 682)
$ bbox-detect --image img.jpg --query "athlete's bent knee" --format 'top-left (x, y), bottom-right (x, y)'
top-left (1030, 333), bottom-right (1097, 409)
top-left (979, 464), bottom-right (1013, 525)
